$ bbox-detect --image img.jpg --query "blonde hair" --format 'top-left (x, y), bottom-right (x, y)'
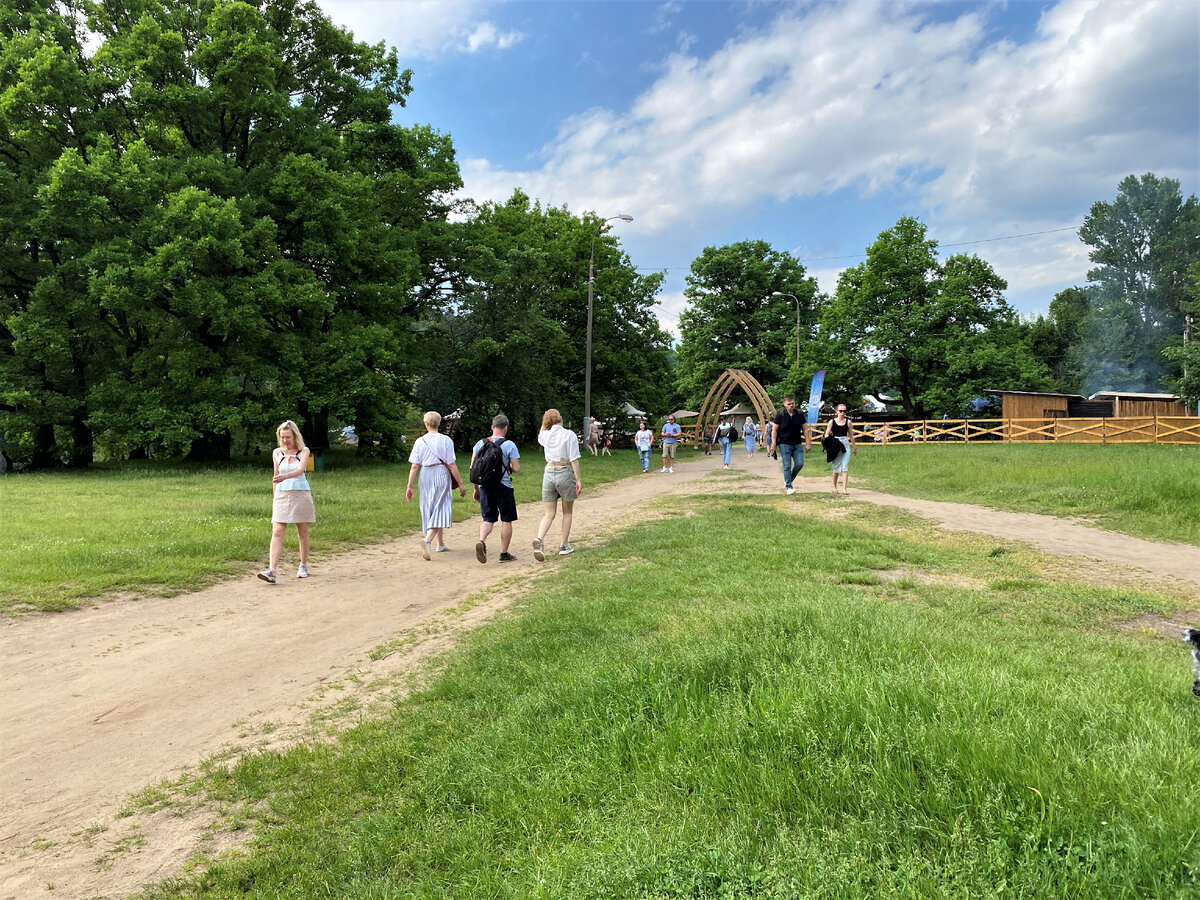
top-left (276, 420), bottom-right (306, 452)
top-left (423, 411), bottom-right (442, 430)
top-left (541, 408), bottom-right (562, 431)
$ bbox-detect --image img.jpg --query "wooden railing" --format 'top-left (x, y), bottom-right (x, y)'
top-left (674, 417), bottom-right (1200, 446)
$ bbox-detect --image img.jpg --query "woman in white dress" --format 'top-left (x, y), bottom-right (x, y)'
top-left (405, 411), bottom-right (466, 560)
top-left (258, 420), bottom-right (315, 584)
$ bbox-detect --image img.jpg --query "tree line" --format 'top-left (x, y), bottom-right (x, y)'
top-left (2, 3), bottom-right (1196, 469)
top-left (672, 174), bottom-right (1199, 418)
top-left (0, 0), bottom-right (669, 467)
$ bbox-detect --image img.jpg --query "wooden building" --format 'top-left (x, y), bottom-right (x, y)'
top-left (1088, 391), bottom-right (1194, 417)
top-left (986, 390), bottom-right (1083, 420)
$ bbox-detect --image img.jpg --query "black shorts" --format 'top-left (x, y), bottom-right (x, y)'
top-left (479, 482), bottom-right (517, 523)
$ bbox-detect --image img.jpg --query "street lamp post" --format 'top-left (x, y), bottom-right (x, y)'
top-left (772, 291), bottom-right (801, 369)
top-left (584, 213), bottom-right (633, 441)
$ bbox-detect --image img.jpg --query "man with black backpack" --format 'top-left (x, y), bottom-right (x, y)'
top-left (471, 415), bottom-right (521, 564)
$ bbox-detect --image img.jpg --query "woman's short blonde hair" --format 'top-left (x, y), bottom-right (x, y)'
top-left (541, 408), bottom-right (562, 431)
top-left (276, 420), bottom-right (306, 452)
top-left (423, 411), bottom-right (442, 430)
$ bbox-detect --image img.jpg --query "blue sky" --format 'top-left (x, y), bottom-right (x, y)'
top-left (321, 0), bottom-right (1199, 337)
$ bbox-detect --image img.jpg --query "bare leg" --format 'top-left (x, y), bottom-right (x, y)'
top-left (559, 500), bottom-right (574, 547)
top-left (832, 473), bottom-right (839, 493)
top-left (537, 501), bottom-right (557, 542)
top-left (430, 526), bottom-right (446, 548)
top-left (296, 523), bottom-right (310, 564)
top-left (499, 520), bottom-right (513, 552)
top-left (842, 472), bottom-right (850, 495)
top-left (479, 520), bottom-right (495, 544)
top-left (268, 523), bottom-right (286, 570)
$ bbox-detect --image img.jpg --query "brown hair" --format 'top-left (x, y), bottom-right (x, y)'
top-left (541, 408), bottom-right (562, 431)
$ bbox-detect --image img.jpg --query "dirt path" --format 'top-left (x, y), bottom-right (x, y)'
top-left (3, 452), bottom-right (1197, 899)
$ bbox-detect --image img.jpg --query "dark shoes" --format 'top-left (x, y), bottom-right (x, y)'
top-left (499, 552), bottom-right (517, 563)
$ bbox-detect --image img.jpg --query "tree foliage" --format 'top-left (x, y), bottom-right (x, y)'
top-left (0, 0), bottom-right (460, 465)
top-left (821, 217), bottom-right (1049, 418)
top-left (418, 192), bottom-right (671, 443)
top-left (1074, 173), bottom-right (1200, 393)
top-left (674, 240), bottom-right (818, 408)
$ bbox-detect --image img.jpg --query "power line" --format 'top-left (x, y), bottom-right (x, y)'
top-left (634, 224), bottom-right (1083, 271)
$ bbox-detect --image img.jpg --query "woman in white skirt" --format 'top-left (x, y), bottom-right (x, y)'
top-left (406, 411), bottom-right (465, 560)
top-left (258, 420), bottom-right (315, 584)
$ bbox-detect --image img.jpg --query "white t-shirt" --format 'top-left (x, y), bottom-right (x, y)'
top-left (538, 423), bottom-right (581, 463)
top-left (634, 428), bottom-right (653, 450)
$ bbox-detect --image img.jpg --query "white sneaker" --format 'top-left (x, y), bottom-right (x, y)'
top-left (786, 487), bottom-right (795, 495)
top-left (297, 564), bottom-right (309, 579)
top-left (420, 539), bottom-right (431, 561)
top-left (660, 467), bottom-right (667, 472)
top-left (533, 538), bottom-right (545, 563)
top-left (668, 467), bottom-right (674, 473)
top-left (257, 568), bottom-right (276, 584)
top-left (559, 544), bottom-right (575, 556)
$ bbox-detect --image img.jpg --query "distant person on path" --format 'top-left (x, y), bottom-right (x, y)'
top-left (471, 415), bottom-right (521, 564)
top-left (587, 417), bottom-right (601, 456)
top-left (744, 417), bottom-right (758, 457)
top-left (634, 420), bottom-right (654, 472)
top-left (715, 417), bottom-right (737, 468)
top-left (769, 394), bottom-right (811, 495)
top-left (823, 403), bottom-right (857, 495)
top-left (258, 420), bottom-right (315, 584)
top-left (534, 408), bottom-right (583, 561)
top-left (660, 414), bottom-right (682, 473)
top-left (763, 419), bottom-right (774, 457)
top-left (406, 411), bottom-right (466, 560)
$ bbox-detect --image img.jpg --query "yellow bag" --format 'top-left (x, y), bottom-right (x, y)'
top-left (305, 452), bottom-right (315, 472)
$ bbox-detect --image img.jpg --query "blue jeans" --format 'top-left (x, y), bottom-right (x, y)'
top-left (778, 443), bottom-right (804, 488)
top-left (638, 448), bottom-right (650, 470)
top-left (719, 437), bottom-right (732, 464)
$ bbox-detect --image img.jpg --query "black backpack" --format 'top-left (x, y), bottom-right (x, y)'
top-left (469, 437), bottom-right (508, 486)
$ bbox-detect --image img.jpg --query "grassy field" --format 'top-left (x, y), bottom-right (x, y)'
top-left (800, 442), bottom-right (1200, 545)
top-left (0, 448), bottom-right (648, 613)
top-left (140, 498), bottom-right (1198, 899)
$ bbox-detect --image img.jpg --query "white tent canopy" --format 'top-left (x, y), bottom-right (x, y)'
top-left (622, 401), bottom-right (646, 417)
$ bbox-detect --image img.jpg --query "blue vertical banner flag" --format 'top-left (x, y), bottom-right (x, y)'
top-left (806, 369), bottom-right (825, 425)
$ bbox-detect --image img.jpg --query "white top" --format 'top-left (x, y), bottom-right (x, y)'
top-left (409, 432), bottom-right (456, 466)
top-left (634, 428), bottom-right (654, 450)
top-left (538, 423), bottom-right (580, 463)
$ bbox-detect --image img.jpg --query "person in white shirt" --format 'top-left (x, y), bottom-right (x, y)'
top-left (533, 408), bottom-right (583, 561)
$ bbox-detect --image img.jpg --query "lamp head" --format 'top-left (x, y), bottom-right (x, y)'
top-left (615, 214), bottom-right (633, 222)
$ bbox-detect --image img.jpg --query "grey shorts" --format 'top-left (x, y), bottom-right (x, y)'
top-left (662, 443), bottom-right (677, 459)
top-left (542, 466), bottom-right (578, 503)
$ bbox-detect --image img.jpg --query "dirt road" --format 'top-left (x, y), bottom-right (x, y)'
top-left (3, 452), bottom-right (1197, 899)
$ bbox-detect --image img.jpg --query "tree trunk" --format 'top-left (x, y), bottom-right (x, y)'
top-left (68, 412), bottom-right (93, 468)
top-left (185, 430), bottom-right (232, 462)
top-left (30, 423), bottom-right (59, 469)
top-left (297, 400), bottom-right (330, 451)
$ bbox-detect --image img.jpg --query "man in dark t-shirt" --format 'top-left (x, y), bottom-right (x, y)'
top-left (769, 394), bottom-right (811, 495)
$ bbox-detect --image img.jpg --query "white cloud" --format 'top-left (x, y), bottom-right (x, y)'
top-left (459, 0), bottom-right (1198, 303)
top-left (464, 21), bottom-right (524, 53)
top-left (318, 0), bottom-right (522, 59)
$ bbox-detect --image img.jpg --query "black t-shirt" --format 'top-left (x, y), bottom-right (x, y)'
top-left (774, 408), bottom-right (807, 444)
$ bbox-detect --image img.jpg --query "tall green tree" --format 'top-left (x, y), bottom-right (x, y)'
top-left (824, 217), bottom-right (1050, 418)
top-left (1023, 287), bottom-right (1091, 393)
top-left (420, 192), bottom-right (670, 443)
top-left (0, 0), bottom-right (460, 465)
top-left (674, 240), bottom-right (818, 407)
top-left (1075, 173), bottom-right (1200, 392)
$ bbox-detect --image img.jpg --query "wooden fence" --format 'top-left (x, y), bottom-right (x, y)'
top-left (677, 416), bottom-right (1200, 446)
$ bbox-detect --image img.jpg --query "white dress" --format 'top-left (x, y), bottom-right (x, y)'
top-left (409, 433), bottom-right (456, 530)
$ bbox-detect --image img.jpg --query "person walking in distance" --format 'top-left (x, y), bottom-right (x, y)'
top-left (258, 420), bottom-right (315, 583)
top-left (768, 394), bottom-right (811, 495)
top-left (587, 417), bottom-right (600, 456)
top-left (533, 408), bottom-right (583, 561)
top-left (823, 403), bottom-right (857, 495)
top-left (744, 417), bottom-right (758, 457)
top-left (471, 415), bottom-right (521, 564)
top-left (715, 417), bottom-right (737, 469)
top-left (633, 420), bottom-right (654, 472)
top-left (660, 414), bottom-right (682, 473)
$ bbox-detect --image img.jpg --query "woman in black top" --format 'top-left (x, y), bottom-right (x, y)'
top-left (822, 403), bottom-right (857, 495)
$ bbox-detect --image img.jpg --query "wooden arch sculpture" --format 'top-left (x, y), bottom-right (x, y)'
top-left (694, 369), bottom-right (776, 449)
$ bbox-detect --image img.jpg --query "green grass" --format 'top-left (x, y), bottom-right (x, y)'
top-left (800, 442), bottom-right (1200, 545)
top-left (140, 500), bottom-right (1198, 899)
top-left (0, 448), bottom-right (653, 613)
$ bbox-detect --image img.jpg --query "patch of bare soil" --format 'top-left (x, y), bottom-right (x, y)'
top-left (1114, 612), bottom-right (1200, 638)
top-left (3, 449), bottom-right (1199, 899)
